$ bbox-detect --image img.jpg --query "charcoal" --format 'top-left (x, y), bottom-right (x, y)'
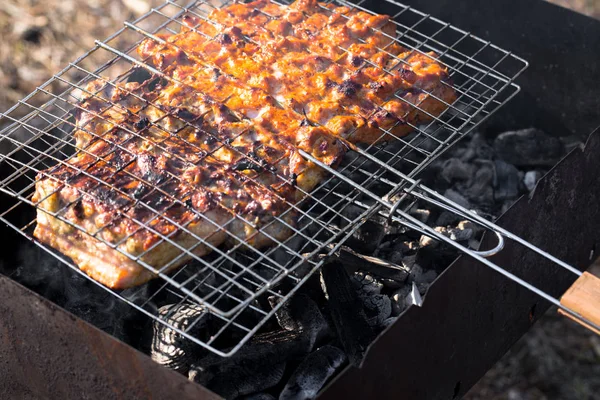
top-left (417, 282), bottom-right (431, 296)
top-left (443, 188), bottom-right (471, 208)
top-left (448, 227), bottom-right (474, 242)
top-left (193, 294), bottom-right (330, 389)
top-left (414, 270), bottom-right (438, 285)
top-left (493, 128), bottom-right (565, 167)
top-left (391, 285), bottom-right (412, 316)
top-left (440, 158), bottom-right (474, 183)
top-left (192, 361), bottom-right (286, 399)
top-left (462, 161), bottom-right (495, 206)
top-left (388, 250), bottom-right (405, 266)
top-left (191, 330), bottom-right (307, 395)
top-left (330, 246), bottom-right (410, 284)
top-left (493, 160), bottom-right (522, 202)
top-left (457, 220), bottom-right (480, 234)
top-left (351, 272), bottom-right (391, 327)
top-left (321, 262), bottom-right (376, 367)
top-left (462, 133), bottom-right (495, 161)
top-left (271, 235), bottom-right (304, 268)
top-left (269, 292), bottom-right (330, 343)
top-left (436, 211), bottom-right (461, 227)
top-left (240, 394), bottom-right (276, 400)
top-left (269, 296), bottom-right (300, 332)
top-left (524, 170), bottom-right (542, 192)
top-left (279, 345), bottom-right (347, 400)
top-left (351, 271), bottom-right (384, 296)
top-left (361, 294), bottom-right (392, 327)
top-left (407, 264), bottom-right (423, 283)
top-left (339, 206), bottom-right (386, 254)
top-left (151, 303), bottom-right (208, 374)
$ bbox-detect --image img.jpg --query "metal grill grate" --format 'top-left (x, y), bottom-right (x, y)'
top-left (0, 0), bottom-right (529, 357)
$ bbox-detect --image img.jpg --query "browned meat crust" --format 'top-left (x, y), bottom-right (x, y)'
top-left (33, 0), bottom-right (456, 289)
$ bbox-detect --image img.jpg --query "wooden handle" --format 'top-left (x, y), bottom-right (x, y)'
top-left (559, 271), bottom-right (600, 335)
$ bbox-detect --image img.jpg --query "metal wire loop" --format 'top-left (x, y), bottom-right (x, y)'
top-left (471, 231), bottom-right (505, 258)
top-left (385, 179), bottom-right (422, 224)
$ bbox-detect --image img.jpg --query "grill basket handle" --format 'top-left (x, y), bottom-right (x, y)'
top-left (559, 271), bottom-right (600, 335)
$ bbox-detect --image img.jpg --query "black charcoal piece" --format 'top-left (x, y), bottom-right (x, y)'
top-left (240, 394), bottom-right (276, 400)
top-left (339, 206), bottom-right (386, 254)
top-left (493, 128), bottom-right (565, 167)
top-left (190, 330), bottom-right (308, 397)
top-left (151, 303), bottom-right (208, 374)
top-left (279, 345), bottom-right (347, 400)
top-left (334, 246), bottom-right (410, 284)
top-left (321, 262), bottom-right (376, 367)
top-left (195, 361), bottom-right (286, 399)
top-left (269, 296), bottom-right (300, 331)
top-left (493, 160), bottom-right (522, 202)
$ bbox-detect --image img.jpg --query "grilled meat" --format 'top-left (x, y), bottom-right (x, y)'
top-left (33, 0), bottom-right (456, 289)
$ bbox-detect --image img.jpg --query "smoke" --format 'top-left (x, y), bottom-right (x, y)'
top-left (1, 239), bottom-right (153, 348)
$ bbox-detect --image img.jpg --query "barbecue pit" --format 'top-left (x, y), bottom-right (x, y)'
top-left (1, 0), bottom-right (600, 398)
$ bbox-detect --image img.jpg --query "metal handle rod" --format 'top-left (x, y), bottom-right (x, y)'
top-left (299, 149), bottom-right (600, 334)
top-left (325, 189), bottom-right (506, 258)
top-left (350, 143), bottom-right (583, 277)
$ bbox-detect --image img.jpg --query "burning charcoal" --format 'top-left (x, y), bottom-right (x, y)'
top-left (269, 296), bottom-right (300, 331)
top-left (321, 262), bottom-right (376, 367)
top-left (443, 188), bottom-right (471, 208)
top-left (193, 294), bottom-right (330, 392)
top-left (493, 128), bottom-right (565, 168)
top-left (240, 394), bottom-right (276, 400)
top-left (524, 170), bottom-right (542, 192)
top-left (436, 211), bottom-right (461, 227)
top-left (440, 158), bottom-right (474, 183)
top-left (407, 264), bottom-right (423, 283)
top-left (193, 361), bottom-right (287, 399)
top-left (463, 161), bottom-right (495, 206)
top-left (151, 303), bottom-right (208, 374)
top-left (339, 205), bottom-right (386, 254)
top-left (448, 227), bottom-right (474, 242)
top-left (351, 271), bottom-right (384, 295)
top-left (417, 282), bottom-right (431, 296)
top-left (351, 272), bottom-right (392, 327)
top-left (279, 345), bottom-right (347, 400)
top-left (324, 246), bottom-right (410, 285)
top-left (362, 294), bottom-right (392, 327)
top-left (391, 285), bottom-right (412, 316)
top-left (268, 293), bottom-right (332, 348)
top-left (271, 235), bottom-right (304, 269)
top-left (414, 270), bottom-right (438, 286)
top-left (493, 160), bottom-right (522, 202)
top-left (190, 330), bottom-right (310, 397)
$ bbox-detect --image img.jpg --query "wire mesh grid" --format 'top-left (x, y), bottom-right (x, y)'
top-left (0, 0), bottom-right (527, 356)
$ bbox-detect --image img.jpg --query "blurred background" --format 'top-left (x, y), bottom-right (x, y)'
top-left (1, 1), bottom-right (599, 399)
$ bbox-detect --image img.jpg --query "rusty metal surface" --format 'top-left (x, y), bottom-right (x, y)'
top-left (319, 129), bottom-right (600, 400)
top-left (0, 275), bottom-right (221, 400)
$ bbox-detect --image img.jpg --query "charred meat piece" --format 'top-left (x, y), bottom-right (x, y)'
top-left (34, 0), bottom-right (455, 289)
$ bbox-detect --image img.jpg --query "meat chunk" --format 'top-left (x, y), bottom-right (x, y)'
top-left (33, 0), bottom-right (456, 289)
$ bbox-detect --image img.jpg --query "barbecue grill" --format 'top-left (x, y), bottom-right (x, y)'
top-left (1, 0), bottom-right (600, 398)
top-left (0, 0), bottom-right (597, 357)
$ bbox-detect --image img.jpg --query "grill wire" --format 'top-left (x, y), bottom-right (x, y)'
top-left (0, 0), bottom-right (533, 357)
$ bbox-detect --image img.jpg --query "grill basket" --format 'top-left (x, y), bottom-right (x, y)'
top-left (0, 0), bottom-right (533, 356)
